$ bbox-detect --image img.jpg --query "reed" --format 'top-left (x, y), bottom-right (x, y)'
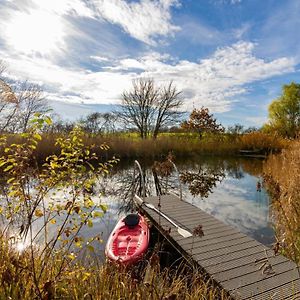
top-left (0, 235), bottom-right (229, 300)
top-left (263, 139), bottom-right (300, 263)
top-left (1, 132), bottom-right (289, 163)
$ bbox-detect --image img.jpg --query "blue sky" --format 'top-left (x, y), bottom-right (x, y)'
top-left (0, 0), bottom-right (299, 127)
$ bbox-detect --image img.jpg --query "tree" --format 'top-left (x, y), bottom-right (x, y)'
top-left (152, 81), bottom-right (183, 139)
top-left (264, 82), bottom-right (300, 138)
top-left (118, 78), bottom-right (183, 139)
top-left (0, 63), bottom-right (19, 132)
top-left (17, 82), bottom-right (50, 132)
top-left (0, 64), bottom-right (49, 133)
top-left (227, 123), bottom-right (244, 135)
top-left (181, 107), bottom-right (224, 139)
top-left (80, 112), bottom-right (117, 135)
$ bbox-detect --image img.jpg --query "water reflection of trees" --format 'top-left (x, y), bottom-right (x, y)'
top-left (180, 168), bottom-right (225, 198)
top-left (99, 156), bottom-right (265, 210)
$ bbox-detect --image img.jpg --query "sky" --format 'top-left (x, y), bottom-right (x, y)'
top-left (0, 0), bottom-right (299, 127)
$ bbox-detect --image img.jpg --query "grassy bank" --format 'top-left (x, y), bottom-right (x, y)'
top-left (0, 235), bottom-right (229, 300)
top-left (263, 139), bottom-right (300, 263)
top-left (3, 131), bottom-right (289, 162)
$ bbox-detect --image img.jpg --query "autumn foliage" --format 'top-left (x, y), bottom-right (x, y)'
top-left (181, 107), bottom-right (224, 139)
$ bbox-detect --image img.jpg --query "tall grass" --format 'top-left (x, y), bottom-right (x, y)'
top-left (0, 235), bottom-right (229, 300)
top-left (2, 132), bottom-right (289, 163)
top-left (263, 139), bottom-right (300, 263)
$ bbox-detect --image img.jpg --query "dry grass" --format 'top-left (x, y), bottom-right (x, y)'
top-left (240, 132), bottom-right (289, 152)
top-left (0, 235), bottom-right (229, 300)
top-left (1, 132), bottom-right (289, 163)
top-left (263, 139), bottom-right (300, 263)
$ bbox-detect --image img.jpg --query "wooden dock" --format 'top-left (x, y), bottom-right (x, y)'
top-left (135, 194), bottom-right (300, 300)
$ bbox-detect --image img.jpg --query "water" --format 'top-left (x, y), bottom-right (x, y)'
top-left (89, 156), bottom-right (274, 250)
top-left (1, 156), bottom-right (275, 257)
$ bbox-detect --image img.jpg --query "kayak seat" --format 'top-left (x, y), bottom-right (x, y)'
top-left (123, 214), bottom-right (140, 228)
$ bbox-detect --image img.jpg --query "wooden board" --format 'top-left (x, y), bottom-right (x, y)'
top-left (136, 194), bottom-right (300, 300)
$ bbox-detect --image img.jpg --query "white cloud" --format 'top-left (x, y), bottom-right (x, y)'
top-left (3, 9), bottom-right (66, 55)
top-left (1, 41), bottom-right (296, 116)
top-left (29, 0), bottom-right (94, 18)
top-left (90, 56), bottom-right (110, 62)
top-left (92, 0), bottom-right (180, 45)
top-left (112, 42), bottom-right (295, 112)
top-left (0, 0), bottom-right (92, 57)
top-left (187, 177), bottom-right (270, 235)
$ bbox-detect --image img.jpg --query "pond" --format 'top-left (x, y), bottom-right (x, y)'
top-left (86, 155), bottom-right (274, 257)
top-left (1, 155), bottom-right (274, 258)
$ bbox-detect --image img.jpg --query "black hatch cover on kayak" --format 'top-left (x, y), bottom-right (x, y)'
top-left (124, 214), bottom-right (140, 227)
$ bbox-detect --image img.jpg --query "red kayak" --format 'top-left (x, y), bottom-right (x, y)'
top-left (105, 213), bottom-right (150, 265)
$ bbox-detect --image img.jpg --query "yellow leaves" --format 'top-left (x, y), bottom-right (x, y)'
top-left (35, 209), bottom-right (44, 217)
top-left (68, 253), bottom-right (76, 260)
top-left (73, 236), bottom-right (84, 248)
top-left (92, 211), bottom-right (104, 218)
top-left (84, 198), bottom-right (94, 208)
top-left (50, 161), bottom-right (59, 169)
top-left (8, 190), bottom-right (18, 197)
top-left (87, 219), bottom-right (93, 228)
top-left (7, 177), bottom-right (15, 184)
top-left (99, 204), bottom-right (108, 213)
top-left (50, 219), bottom-right (56, 224)
top-left (3, 164), bottom-right (14, 172)
top-left (0, 206), bottom-right (3, 214)
top-left (100, 143), bottom-right (109, 150)
top-left (82, 272), bottom-right (91, 281)
top-left (45, 116), bottom-right (52, 125)
top-left (33, 133), bottom-right (42, 141)
top-left (0, 160), bottom-right (7, 167)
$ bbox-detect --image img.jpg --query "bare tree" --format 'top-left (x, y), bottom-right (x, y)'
top-left (152, 81), bottom-right (182, 139)
top-left (17, 82), bottom-right (49, 132)
top-left (80, 112), bottom-right (118, 135)
top-left (0, 62), bottom-right (19, 132)
top-left (118, 78), bottom-right (183, 139)
top-left (0, 70), bottom-right (49, 133)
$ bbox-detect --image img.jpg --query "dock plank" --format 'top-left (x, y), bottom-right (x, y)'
top-left (135, 194), bottom-right (300, 300)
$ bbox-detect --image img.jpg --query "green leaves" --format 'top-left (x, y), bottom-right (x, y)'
top-left (265, 82), bottom-right (300, 138)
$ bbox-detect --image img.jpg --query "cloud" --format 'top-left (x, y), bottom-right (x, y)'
top-left (0, 0), bottom-right (91, 57)
top-left (92, 0), bottom-right (180, 45)
top-left (28, 0), bottom-right (94, 18)
top-left (187, 177), bottom-right (270, 235)
top-left (111, 41), bottom-right (295, 112)
top-left (1, 41), bottom-right (296, 117)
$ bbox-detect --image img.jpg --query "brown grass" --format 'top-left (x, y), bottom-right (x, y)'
top-left (263, 139), bottom-right (300, 263)
top-left (1, 132), bottom-right (289, 163)
top-left (0, 235), bottom-right (230, 300)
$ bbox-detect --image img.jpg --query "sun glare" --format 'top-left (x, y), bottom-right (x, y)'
top-left (5, 10), bottom-right (65, 55)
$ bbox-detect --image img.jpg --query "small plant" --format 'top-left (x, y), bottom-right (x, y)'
top-left (190, 224), bottom-right (204, 255)
top-left (0, 114), bottom-right (118, 298)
